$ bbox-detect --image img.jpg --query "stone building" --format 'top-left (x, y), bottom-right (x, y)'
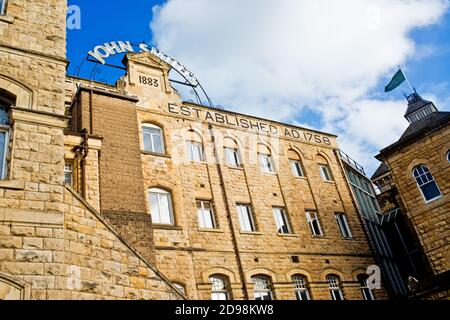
top-left (0, 0), bottom-right (387, 300)
top-left (372, 92), bottom-right (449, 299)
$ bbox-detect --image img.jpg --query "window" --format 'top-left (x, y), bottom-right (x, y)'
top-left (319, 165), bottom-right (333, 181)
top-left (187, 141), bottom-right (203, 162)
top-left (149, 188), bottom-right (174, 225)
top-left (0, 104), bottom-right (11, 180)
top-left (224, 148), bottom-right (241, 167)
top-left (292, 275), bottom-right (311, 300)
top-left (290, 160), bottom-right (305, 177)
top-left (210, 275), bottom-right (230, 300)
top-left (327, 275), bottom-right (344, 300)
top-left (64, 162), bottom-right (74, 186)
top-left (197, 200), bottom-right (217, 229)
top-left (173, 283), bottom-right (186, 296)
top-left (335, 213), bottom-right (352, 238)
top-left (273, 207), bottom-right (291, 234)
top-left (306, 211), bottom-right (323, 236)
top-left (236, 204), bottom-right (256, 232)
top-left (252, 275), bottom-right (273, 300)
top-left (0, 0), bottom-right (6, 15)
top-left (413, 165), bottom-right (442, 203)
top-left (446, 151), bottom-right (450, 163)
top-left (358, 275), bottom-right (374, 301)
top-left (259, 153), bottom-right (275, 173)
top-left (142, 124), bottom-right (165, 154)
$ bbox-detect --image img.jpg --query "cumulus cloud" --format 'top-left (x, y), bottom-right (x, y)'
top-left (150, 0), bottom-right (449, 173)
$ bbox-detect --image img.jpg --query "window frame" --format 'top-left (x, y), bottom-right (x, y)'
top-left (224, 147), bottom-right (242, 167)
top-left (0, 104), bottom-right (10, 180)
top-left (447, 151), bottom-right (450, 163)
top-left (413, 165), bottom-right (442, 203)
top-left (319, 164), bottom-right (333, 182)
top-left (358, 275), bottom-right (375, 301)
top-left (209, 275), bottom-right (230, 301)
top-left (272, 207), bottom-right (292, 234)
top-left (142, 124), bottom-right (165, 154)
top-left (64, 161), bottom-right (74, 186)
top-left (292, 275), bottom-right (311, 300)
top-left (0, 0), bottom-right (7, 16)
top-left (335, 213), bottom-right (352, 238)
top-left (148, 188), bottom-right (175, 225)
top-left (305, 211), bottom-right (323, 236)
top-left (327, 275), bottom-right (344, 301)
top-left (187, 141), bottom-right (204, 163)
top-left (197, 200), bottom-right (217, 230)
top-left (259, 153), bottom-right (276, 174)
top-left (236, 204), bottom-right (256, 232)
top-left (290, 159), bottom-right (305, 177)
top-left (252, 275), bottom-right (274, 300)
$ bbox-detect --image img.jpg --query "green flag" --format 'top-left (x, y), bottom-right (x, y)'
top-left (385, 69), bottom-right (406, 92)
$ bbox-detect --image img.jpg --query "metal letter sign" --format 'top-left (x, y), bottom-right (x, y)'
top-left (88, 41), bottom-right (199, 87)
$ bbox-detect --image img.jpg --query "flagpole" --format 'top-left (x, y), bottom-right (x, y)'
top-left (398, 65), bottom-right (415, 93)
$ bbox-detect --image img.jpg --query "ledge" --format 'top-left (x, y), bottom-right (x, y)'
top-left (239, 231), bottom-right (263, 236)
top-left (198, 228), bottom-right (224, 234)
top-left (0, 15), bottom-right (14, 24)
top-left (153, 224), bottom-right (183, 231)
top-left (0, 180), bottom-right (25, 190)
top-left (141, 151), bottom-right (172, 158)
top-left (277, 233), bottom-right (299, 238)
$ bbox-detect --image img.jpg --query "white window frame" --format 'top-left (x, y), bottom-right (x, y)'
top-left (335, 213), bottom-right (352, 238)
top-left (290, 160), bottom-right (304, 177)
top-left (358, 276), bottom-right (375, 301)
top-left (236, 204), bottom-right (256, 232)
top-left (142, 124), bottom-right (165, 154)
top-left (273, 207), bottom-right (292, 234)
top-left (210, 275), bottom-right (230, 300)
top-left (0, 0), bottom-right (7, 15)
top-left (149, 188), bottom-right (174, 225)
top-left (413, 165), bottom-right (442, 203)
top-left (0, 127), bottom-right (9, 180)
top-left (197, 200), bottom-right (217, 230)
top-left (327, 275), bottom-right (344, 301)
top-left (306, 211), bottom-right (323, 236)
top-left (64, 162), bottom-right (74, 186)
top-left (187, 141), bottom-right (204, 162)
top-left (224, 148), bottom-right (241, 167)
top-left (252, 275), bottom-right (273, 300)
top-left (292, 275), bottom-right (311, 300)
top-left (319, 164), bottom-right (333, 181)
top-left (446, 151), bottom-right (450, 163)
top-left (259, 153), bottom-right (276, 173)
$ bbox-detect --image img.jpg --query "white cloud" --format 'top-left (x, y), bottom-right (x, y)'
top-left (150, 0), bottom-right (449, 174)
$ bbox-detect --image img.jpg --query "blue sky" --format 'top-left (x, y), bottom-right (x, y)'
top-left (67, 0), bottom-right (450, 173)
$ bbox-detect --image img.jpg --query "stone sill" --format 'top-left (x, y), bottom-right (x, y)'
top-left (323, 180), bottom-right (336, 185)
top-left (153, 224), bottom-right (182, 231)
top-left (277, 233), bottom-right (299, 238)
top-left (240, 231), bottom-right (262, 236)
top-left (197, 228), bottom-right (224, 234)
top-left (0, 15), bottom-right (14, 24)
top-left (0, 179), bottom-right (25, 190)
top-left (226, 165), bottom-right (244, 171)
top-left (141, 150), bottom-right (171, 158)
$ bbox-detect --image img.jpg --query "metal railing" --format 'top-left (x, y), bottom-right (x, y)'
top-left (337, 149), bottom-right (366, 176)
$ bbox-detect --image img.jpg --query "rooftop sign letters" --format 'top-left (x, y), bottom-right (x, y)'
top-left (88, 41), bottom-right (199, 86)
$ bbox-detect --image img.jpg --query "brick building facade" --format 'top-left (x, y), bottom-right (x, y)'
top-left (0, 0), bottom-right (388, 300)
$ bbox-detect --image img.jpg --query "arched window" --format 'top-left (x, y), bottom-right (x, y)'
top-left (142, 123), bottom-right (165, 154)
top-left (173, 282), bottom-right (186, 296)
top-left (413, 165), bottom-right (442, 203)
top-left (0, 89), bottom-right (14, 180)
top-left (186, 131), bottom-right (204, 163)
top-left (288, 149), bottom-right (305, 177)
top-left (252, 275), bottom-right (274, 300)
top-left (326, 274), bottom-right (344, 300)
top-left (148, 188), bottom-right (174, 225)
top-left (223, 138), bottom-right (242, 167)
top-left (258, 144), bottom-right (275, 173)
top-left (0, 0), bottom-right (7, 15)
top-left (446, 151), bottom-right (450, 163)
top-left (209, 275), bottom-right (231, 300)
top-left (316, 155), bottom-right (334, 182)
top-left (292, 275), bottom-right (311, 300)
top-left (357, 274), bottom-right (374, 300)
